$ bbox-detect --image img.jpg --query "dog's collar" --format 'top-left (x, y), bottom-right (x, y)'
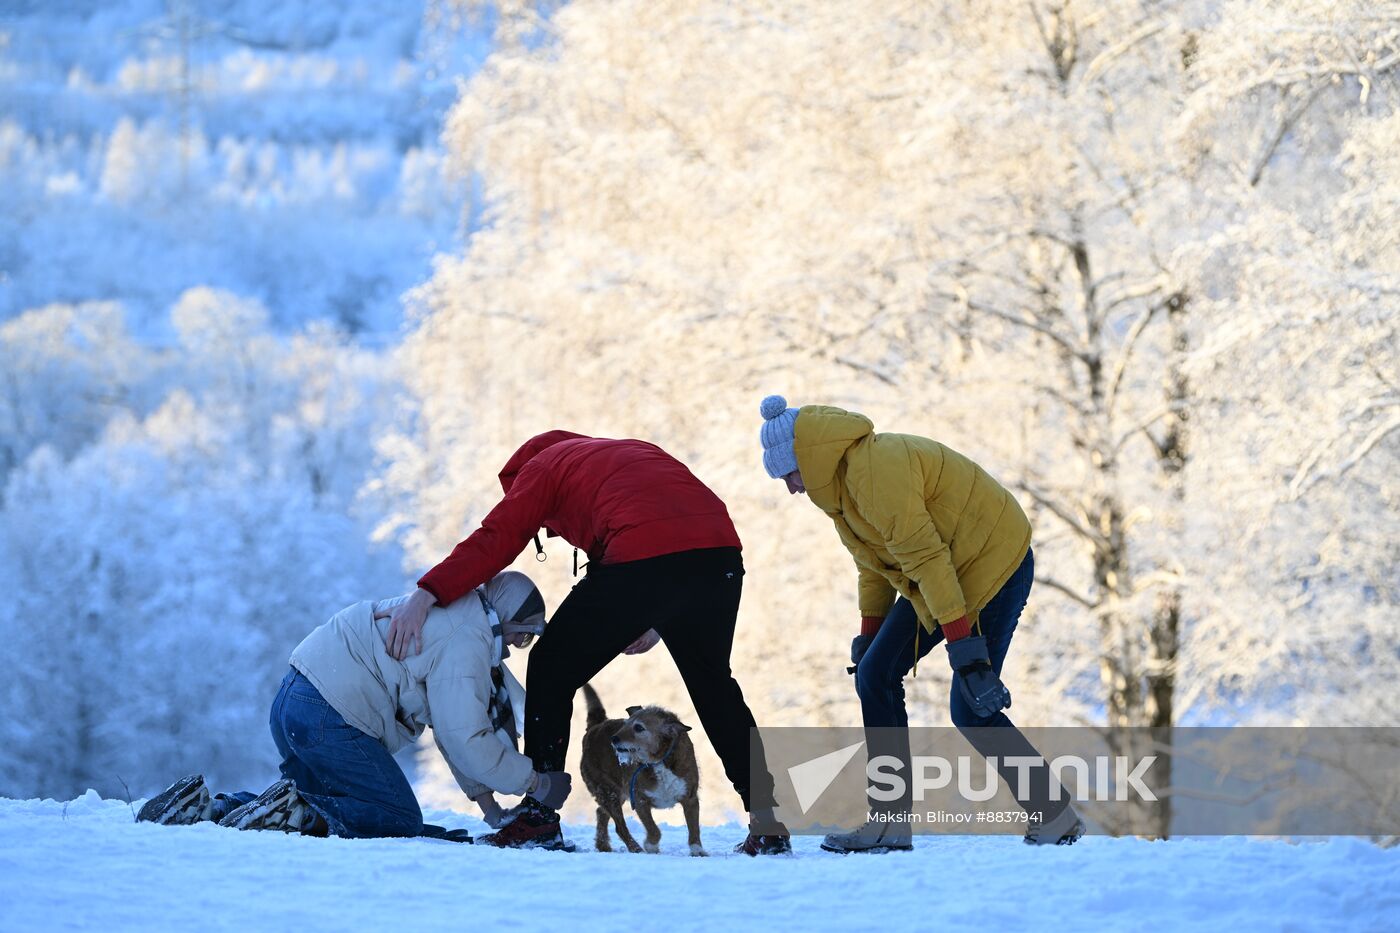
top-left (628, 737), bottom-right (679, 810)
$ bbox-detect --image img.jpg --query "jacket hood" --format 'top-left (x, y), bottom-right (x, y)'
top-left (793, 405), bottom-right (874, 503)
top-left (482, 570), bottom-right (547, 631)
top-left (499, 430), bottom-right (589, 493)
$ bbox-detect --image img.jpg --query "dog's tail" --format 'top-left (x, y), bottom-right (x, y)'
top-left (581, 683), bottom-right (607, 729)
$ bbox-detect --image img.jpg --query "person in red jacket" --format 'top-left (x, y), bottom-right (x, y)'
top-left (383, 431), bottom-right (786, 854)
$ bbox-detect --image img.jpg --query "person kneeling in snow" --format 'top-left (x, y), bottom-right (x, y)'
top-left (137, 571), bottom-right (570, 841)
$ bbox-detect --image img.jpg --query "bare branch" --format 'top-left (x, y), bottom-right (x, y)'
top-left (1105, 294), bottom-right (1169, 420)
top-left (1248, 81), bottom-right (1330, 187)
top-left (1131, 569), bottom-right (1184, 595)
top-left (1102, 276), bottom-right (1170, 315)
top-left (830, 354), bottom-right (898, 387)
top-left (1036, 574), bottom-right (1097, 608)
top-left (1113, 403), bottom-right (1187, 456)
top-left (1015, 481), bottom-right (1106, 548)
top-left (946, 289), bottom-right (1088, 361)
top-left (1019, 226), bottom-right (1080, 250)
top-left (1089, 270), bottom-right (1129, 298)
top-left (954, 261), bottom-right (1048, 299)
top-left (1238, 49), bottom-right (1400, 95)
top-left (1079, 19), bottom-right (1168, 87)
top-left (1036, 383), bottom-right (1094, 420)
top-left (1289, 411), bottom-right (1400, 499)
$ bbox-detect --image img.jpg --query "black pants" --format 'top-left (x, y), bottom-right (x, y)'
top-left (523, 546), bottom-right (773, 813)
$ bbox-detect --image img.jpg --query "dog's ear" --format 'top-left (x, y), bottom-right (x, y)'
top-left (664, 720), bottom-right (693, 736)
top-left (626, 705), bottom-right (643, 717)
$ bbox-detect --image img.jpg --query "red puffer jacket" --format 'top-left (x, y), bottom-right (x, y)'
top-left (417, 431), bottom-right (742, 606)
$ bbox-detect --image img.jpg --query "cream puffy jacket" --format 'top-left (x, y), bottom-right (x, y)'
top-left (289, 592), bottom-right (532, 799)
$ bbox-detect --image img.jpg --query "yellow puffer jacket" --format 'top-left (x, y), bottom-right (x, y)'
top-left (794, 405), bottom-right (1032, 634)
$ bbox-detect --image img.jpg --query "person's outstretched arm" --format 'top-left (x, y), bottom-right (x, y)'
top-left (385, 460), bottom-right (555, 659)
top-left (427, 628), bottom-right (570, 809)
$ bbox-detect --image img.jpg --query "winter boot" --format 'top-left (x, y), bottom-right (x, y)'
top-left (735, 808), bottom-right (792, 855)
top-left (422, 824), bottom-right (474, 844)
top-left (217, 779), bottom-right (315, 833)
top-left (1023, 805), bottom-right (1085, 846)
top-left (734, 833), bottom-right (793, 856)
top-left (820, 817), bottom-right (914, 854)
top-left (136, 774), bottom-right (214, 826)
top-left (478, 797), bottom-right (570, 850)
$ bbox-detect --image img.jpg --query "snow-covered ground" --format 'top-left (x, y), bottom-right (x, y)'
top-left (2, 793), bottom-right (1396, 932)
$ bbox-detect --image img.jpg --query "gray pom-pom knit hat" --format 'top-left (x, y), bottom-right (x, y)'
top-left (759, 395), bottom-right (800, 478)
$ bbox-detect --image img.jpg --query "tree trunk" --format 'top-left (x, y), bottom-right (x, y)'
top-left (1144, 290), bottom-right (1191, 837)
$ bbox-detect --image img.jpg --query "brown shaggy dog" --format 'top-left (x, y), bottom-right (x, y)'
top-left (579, 683), bottom-right (705, 856)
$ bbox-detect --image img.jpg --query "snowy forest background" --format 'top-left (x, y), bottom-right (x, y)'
top-left (1, 0), bottom-right (1396, 825)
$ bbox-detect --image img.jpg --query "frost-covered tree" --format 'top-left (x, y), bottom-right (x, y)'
top-left (0, 1), bottom-right (472, 333)
top-left (0, 301), bottom-right (167, 482)
top-left (0, 289), bottom-right (406, 800)
top-left (1175, 3), bottom-right (1400, 728)
top-left (393, 0), bottom-right (1398, 828)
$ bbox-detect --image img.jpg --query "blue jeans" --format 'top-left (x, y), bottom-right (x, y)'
top-left (854, 547), bottom-right (1035, 729)
top-left (217, 669), bottom-right (427, 839)
top-left (853, 550), bottom-right (1056, 815)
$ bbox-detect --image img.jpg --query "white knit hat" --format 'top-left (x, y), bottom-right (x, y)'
top-left (759, 395), bottom-right (800, 478)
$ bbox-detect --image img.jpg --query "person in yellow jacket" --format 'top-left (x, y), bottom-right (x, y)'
top-left (757, 395), bottom-right (1083, 851)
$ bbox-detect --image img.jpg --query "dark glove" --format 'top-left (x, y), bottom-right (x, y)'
top-left (531, 770), bottom-right (573, 810)
top-left (945, 635), bottom-right (1012, 718)
top-left (847, 634), bottom-right (873, 675)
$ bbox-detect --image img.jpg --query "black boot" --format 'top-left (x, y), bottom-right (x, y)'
top-left (735, 832), bottom-right (793, 855)
top-left (736, 808), bottom-right (792, 856)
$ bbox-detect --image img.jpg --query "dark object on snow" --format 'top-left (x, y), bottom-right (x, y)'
top-left (136, 774), bottom-right (212, 825)
top-left (478, 796), bottom-right (572, 851)
top-left (734, 833), bottom-right (793, 856)
top-left (219, 779), bottom-right (315, 833)
top-left (426, 826), bottom-right (474, 844)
